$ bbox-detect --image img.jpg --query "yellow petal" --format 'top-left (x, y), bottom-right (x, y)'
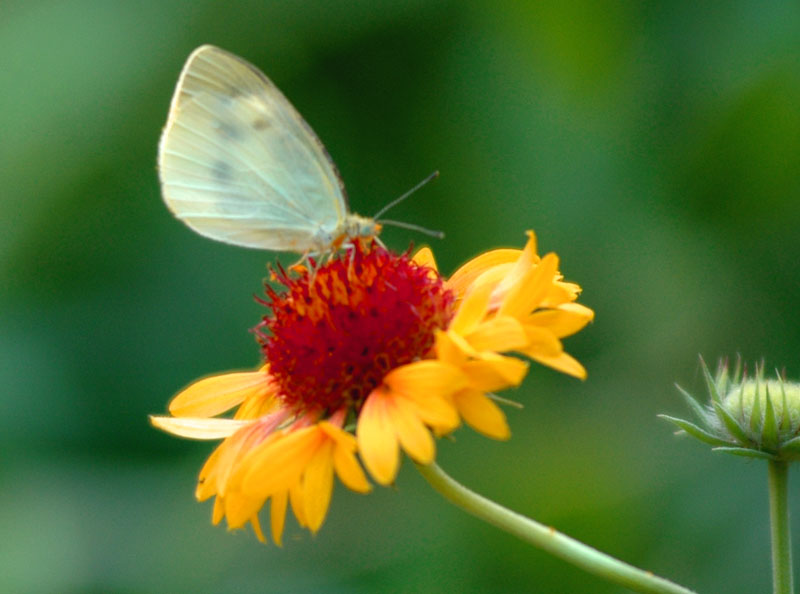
top-left (449, 281), bottom-right (493, 335)
top-left (233, 390), bottom-right (280, 420)
top-left (542, 281), bottom-right (581, 307)
top-left (412, 246), bottom-right (438, 272)
top-left (526, 303), bottom-right (594, 338)
top-left (168, 370), bottom-right (272, 418)
top-left (390, 396), bottom-right (436, 464)
top-left (250, 513), bottom-right (266, 544)
top-left (270, 491), bottom-right (288, 546)
top-left (462, 354), bottom-right (529, 391)
top-left (464, 316), bottom-right (528, 352)
top-left (197, 446), bottom-right (222, 501)
top-left (435, 330), bottom-right (472, 365)
top-left (529, 351), bottom-right (587, 379)
top-left (521, 325), bottom-right (564, 357)
top-left (149, 415), bottom-right (249, 439)
top-left (318, 423), bottom-right (371, 493)
top-left (224, 491), bottom-right (264, 530)
top-left (384, 360), bottom-right (467, 400)
top-left (394, 386), bottom-right (461, 432)
top-left (472, 263), bottom-right (515, 301)
top-left (518, 230), bottom-right (540, 269)
top-left (289, 480), bottom-right (307, 528)
top-left (242, 427), bottom-right (322, 497)
top-left (454, 388), bottom-right (510, 440)
top-left (302, 440), bottom-right (335, 533)
top-left (447, 249), bottom-right (522, 298)
top-left (492, 231), bottom-right (540, 296)
top-left (498, 253), bottom-right (559, 319)
top-left (332, 444), bottom-right (371, 493)
top-left (357, 390), bottom-right (400, 485)
top-left (319, 421), bottom-right (357, 450)
top-left (214, 423), bottom-right (267, 497)
top-left (212, 496), bottom-right (225, 525)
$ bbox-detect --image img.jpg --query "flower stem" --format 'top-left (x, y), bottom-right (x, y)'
top-left (416, 462), bottom-right (697, 594)
top-left (768, 460), bottom-right (794, 594)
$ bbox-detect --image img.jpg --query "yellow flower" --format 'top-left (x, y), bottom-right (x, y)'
top-left (152, 234), bottom-right (592, 543)
top-left (443, 231), bottom-right (593, 378)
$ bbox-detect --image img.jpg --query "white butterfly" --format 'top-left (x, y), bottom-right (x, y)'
top-left (158, 45), bottom-right (380, 254)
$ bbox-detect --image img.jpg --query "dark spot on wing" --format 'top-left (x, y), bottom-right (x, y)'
top-left (253, 118), bottom-right (270, 130)
top-left (211, 160), bottom-right (233, 181)
top-left (216, 121), bottom-right (240, 139)
top-left (221, 87), bottom-right (244, 106)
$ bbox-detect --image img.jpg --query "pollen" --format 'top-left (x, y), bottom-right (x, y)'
top-left (256, 242), bottom-right (455, 413)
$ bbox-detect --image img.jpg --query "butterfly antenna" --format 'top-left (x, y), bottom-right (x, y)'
top-left (379, 219), bottom-right (445, 239)
top-left (373, 171), bottom-right (440, 219)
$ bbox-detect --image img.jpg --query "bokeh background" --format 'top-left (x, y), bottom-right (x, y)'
top-left (3, 1), bottom-right (800, 592)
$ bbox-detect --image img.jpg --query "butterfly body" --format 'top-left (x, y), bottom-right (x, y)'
top-left (158, 45), bottom-right (379, 253)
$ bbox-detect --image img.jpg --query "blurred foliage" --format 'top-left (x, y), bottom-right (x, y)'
top-left (2, 1), bottom-right (800, 592)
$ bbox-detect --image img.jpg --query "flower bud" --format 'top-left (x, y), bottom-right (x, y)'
top-left (661, 358), bottom-right (800, 461)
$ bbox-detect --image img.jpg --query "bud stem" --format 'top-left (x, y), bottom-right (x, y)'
top-left (768, 460), bottom-right (794, 594)
top-left (416, 462), bottom-right (697, 594)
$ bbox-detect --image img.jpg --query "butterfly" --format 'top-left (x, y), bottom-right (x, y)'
top-left (158, 44), bottom-right (384, 255)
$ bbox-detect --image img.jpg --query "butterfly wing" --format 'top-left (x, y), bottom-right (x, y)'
top-left (158, 45), bottom-right (348, 251)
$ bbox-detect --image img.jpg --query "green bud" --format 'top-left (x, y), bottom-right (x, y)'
top-left (661, 358), bottom-right (800, 461)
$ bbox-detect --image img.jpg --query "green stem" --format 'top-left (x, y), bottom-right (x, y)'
top-left (768, 460), bottom-right (794, 594)
top-left (416, 462), bottom-right (697, 594)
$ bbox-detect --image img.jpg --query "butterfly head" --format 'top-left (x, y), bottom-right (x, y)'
top-left (342, 214), bottom-right (382, 244)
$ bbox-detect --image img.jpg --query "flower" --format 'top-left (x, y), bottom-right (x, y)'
top-left (662, 358), bottom-right (800, 461)
top-left (151, 232), bottom-right (593, 544)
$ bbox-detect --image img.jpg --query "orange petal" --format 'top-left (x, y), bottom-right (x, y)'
top-left (454, 388), bottom-right (510, 440)
top-left (149, 415), bottom-right (249, 439)
top-left (168, 370), bottom-right (272, 418)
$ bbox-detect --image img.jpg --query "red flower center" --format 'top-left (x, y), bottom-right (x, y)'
top-left (256, 243), bottom-right (455, 413)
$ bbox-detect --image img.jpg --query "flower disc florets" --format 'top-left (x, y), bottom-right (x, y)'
top-left (256, 242), bottom-right (455, 413)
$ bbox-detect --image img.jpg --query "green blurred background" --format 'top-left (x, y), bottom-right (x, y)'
top-left (3, 1), bottom-right (800, 592)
